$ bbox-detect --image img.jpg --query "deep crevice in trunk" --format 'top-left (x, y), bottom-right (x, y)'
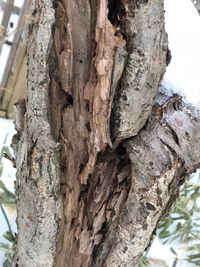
top-left (13, 1), bottom-right (200, 267)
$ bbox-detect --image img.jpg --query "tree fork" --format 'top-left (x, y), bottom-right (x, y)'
top-left (12, 0), bottom-right (200, 267)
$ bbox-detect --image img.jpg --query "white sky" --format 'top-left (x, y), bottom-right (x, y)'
top-left (164, 0), bottom-right (200, 107)
top-left (14, 0), bottom-right (24, 8)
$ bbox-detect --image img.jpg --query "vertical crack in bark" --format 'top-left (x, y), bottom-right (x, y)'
top-left (38, 0), bottom-right (171, 266)
top-left (13, 0), bottom-right (200, 266)
top-left (51, 0), bottom-right (130, 266)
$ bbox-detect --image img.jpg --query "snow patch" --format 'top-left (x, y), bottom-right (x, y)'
top-left (164, 0), bottom-right (200, 109)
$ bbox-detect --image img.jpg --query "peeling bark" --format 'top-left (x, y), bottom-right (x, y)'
top-left (100, 94), bottom-right (200, 267)
top-left (12, 0), bottom-right (200, 267)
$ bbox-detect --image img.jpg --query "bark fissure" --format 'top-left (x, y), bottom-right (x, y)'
top-left (13, 0), bottom-right (200, 267)
top-left (93, 94), bottom-right (200, 267)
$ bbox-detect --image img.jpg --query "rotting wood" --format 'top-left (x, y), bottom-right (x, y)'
top-left (12, 0), bottom-right (200, 267)
top-left (51, 0), bottom-right (170, 266)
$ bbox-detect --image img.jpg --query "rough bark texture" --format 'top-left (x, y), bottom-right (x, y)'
top-left (12, 0), bottom-right (200, 267)
top-left (12, 1), bottom-right (63, 266)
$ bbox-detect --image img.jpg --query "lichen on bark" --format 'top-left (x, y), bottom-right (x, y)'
top-left (12, 0), bottom-right (200, 267)
top-left (12, 1), bottom-right (63, 266)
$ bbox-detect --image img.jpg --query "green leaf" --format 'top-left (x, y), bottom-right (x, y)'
top-left (0, 180), bottom-right (15, 199)
top-left (176, 222), bottom-right (182, 231)
top-left (159, 217), bottom-right (173, 229)
top-left (159, 230), bottom-right (171, 239)
top-left (174, 205), bottom-right (191, 219)
top-left (3, 231), bottom-right (16, 244)
top-left (172, 257), bottom-right (178, 267)
top-left (191, 192), bottom-right (200, 200)
top-left (0, 193), bottom-right (16, 207)
top-left (170, 247), bottom-right (177, 255)
top-left (0, 205), bottom-right (13, 233)
top-left (0, 162), bottom-right (3, 177)
top-left (0, 242), bottom-right (10, 250)
top-left (187, 253), bottom-right (200, 260)
top-left (1, 146), bottom-right (13, 161)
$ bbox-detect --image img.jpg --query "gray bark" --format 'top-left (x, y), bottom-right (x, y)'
top-left (12, 1), bottom-right (63, 266)
top-left (12, 0), bottom-right (200, 267)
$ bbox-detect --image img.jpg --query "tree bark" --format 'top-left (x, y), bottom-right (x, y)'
top-left (12, 1), bottom-right (200, 267)
top-left (191, 0), bottom-right (200, 14)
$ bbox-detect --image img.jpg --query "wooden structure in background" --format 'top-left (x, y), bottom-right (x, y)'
top-left (0, 0), bottom-right (29, 119)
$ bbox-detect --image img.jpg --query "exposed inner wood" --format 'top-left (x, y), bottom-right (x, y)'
top-left (50, 0), bottom-right (169, 266)
top-left (12, 0), bottom-right (200, 267)
top-left (51, 0), bottom-right (129, 265)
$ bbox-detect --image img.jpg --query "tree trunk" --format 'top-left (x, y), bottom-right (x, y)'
top-left (191, 0), bottom-right (200, 14)
top-left (12, 0), bottom-right (200, 267)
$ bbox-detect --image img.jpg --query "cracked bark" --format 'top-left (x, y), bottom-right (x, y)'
top-left (12, 0), bottom-right (200, 267)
